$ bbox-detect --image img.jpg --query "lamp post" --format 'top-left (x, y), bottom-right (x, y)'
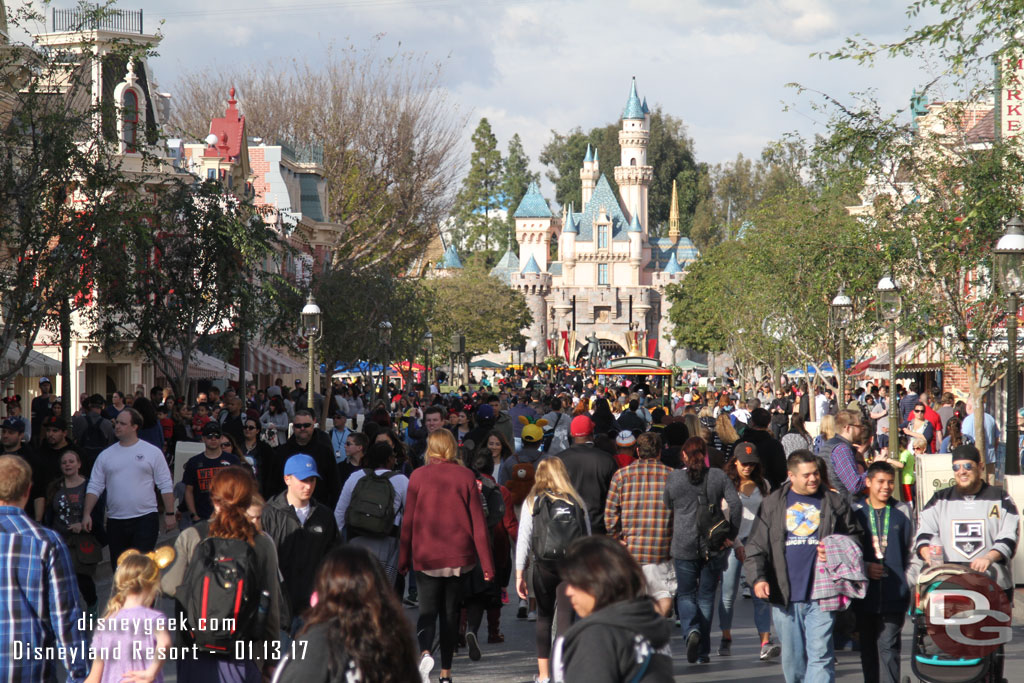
top-left (300, 293), bottom-right (322, 414)
top-left (378, 320), bottom-right (392, 400)
top-left (530, 339), bottom-right (538, 369)
top-left (669, 338), bottom-right (678, 405)
top-left (830, 288), bottom-right (853, 406)
top-left (877, 275), bottom-right (902, 458)
top-left (762, 317), bottom-right (784, 393)
top-left (424, 331), bottom-right (433, 386)
top-left (994, 215), bottom-right (1024, 476)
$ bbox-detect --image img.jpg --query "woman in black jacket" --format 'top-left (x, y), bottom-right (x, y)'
top-left (553, 536), bottom-right (672, 682)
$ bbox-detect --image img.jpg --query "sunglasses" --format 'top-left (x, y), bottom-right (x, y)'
top-left (914, 409), bottom-right (925, 414)
top-left (952, 463), bottom-right (975, 472)
top-left (244, 424), bottom-right (258, 430)
top-left (293, 423), bottom-right (313, 429)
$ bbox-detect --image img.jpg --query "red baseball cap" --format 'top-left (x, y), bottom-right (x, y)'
top-left (570, 415), bottom-right (594, 437)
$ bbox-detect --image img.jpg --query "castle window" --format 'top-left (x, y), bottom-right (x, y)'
top-left (598, 263), bottom-right (609, 285)
top-left (122, 90), bottom-right (139, 153)
top-left (598, 224), bottom-right (608, 249)
top-left (630, 158), bottom-right (637, 166)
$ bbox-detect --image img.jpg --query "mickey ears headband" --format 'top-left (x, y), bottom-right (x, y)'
top-left (117, 546), bottom-right (176, 569)
top-left (2, 395), bottom-right (20, 405)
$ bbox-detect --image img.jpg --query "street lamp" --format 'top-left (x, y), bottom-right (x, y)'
top-left (830, 287), bottom-right (853, 405)
top-left (669, 338), bottom-right (678, 406)
top-left (994, 215), bottom-right (1024, 476)
top-left (762, 317), bottom-right (785, 393)
top-left (378, 320), bottom-right (392, 400)
top-left (877, 275), bottom-right (901, 459)
top-left (530, 339), bottom-right (538, 368)
top-left (423, 331), bottom-right (433, 386)
top-left (300, 293), bottom-right (322, 414)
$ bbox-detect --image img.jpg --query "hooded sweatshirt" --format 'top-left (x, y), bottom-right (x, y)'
top-left (553, 598), bottom-right (673, 683)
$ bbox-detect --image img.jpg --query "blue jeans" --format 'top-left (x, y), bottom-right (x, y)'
top-left (772, 601), bottom-right (836, 683)
top-left (718, 549), bottom-right (772, 635)
top-left (675, 557), bottom-right (722, 657)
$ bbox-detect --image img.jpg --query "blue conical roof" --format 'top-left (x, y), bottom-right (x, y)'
top-left (583, 144), bottom-right (592, 163)
top-left (628, 213), bottom-right (642, 233)
top-left (489, 248), bottom-right (520, 285)
top-left (642, 96), bottom-right (649, 114)
top-left (440, 244), bottom-right (463, 269)
top-left (521, 254), bottom-right (541, 274)
top-left (593, 147), bottom-right (598, 162)
top-left (513, 181), bottom-right (553, 218)
top-left (664, 252), bottom-right (682, 274)
top-left (564, 203), bottom-right (578, 234)
top-left (623, 78), bottom-right (644, 120)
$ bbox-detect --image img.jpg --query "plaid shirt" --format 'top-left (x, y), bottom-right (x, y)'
top-left (604, 459), bottom-right (673, 565)
top-left (0, 506), bottom-right (88, 682)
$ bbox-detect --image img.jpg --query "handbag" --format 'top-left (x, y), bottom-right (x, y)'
top-left (696, 475), bottom-right (733, 561)
top-left (66, 532), bottom-right (103, 565)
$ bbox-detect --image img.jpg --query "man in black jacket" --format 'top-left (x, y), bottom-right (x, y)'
top-left (555, 415), bottom-right (617, 535)
top-left (262, 410), bottom-right (341, 508)
top-left (742, 408), bottom-right (788, 490)
top-left (261, 454), bottom-right (338, 632)
top-left (743, 449), bottom-right (866, 683)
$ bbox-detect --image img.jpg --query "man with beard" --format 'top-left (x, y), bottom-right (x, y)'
top-left (33, 416), bottom-right (76, 521)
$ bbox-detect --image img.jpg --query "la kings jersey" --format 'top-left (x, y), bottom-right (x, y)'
top-left (914, 481), bottom-right (1020, 590)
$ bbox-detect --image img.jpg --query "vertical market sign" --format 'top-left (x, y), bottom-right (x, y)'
top-left (998, 53), bottom-right (1024, 141)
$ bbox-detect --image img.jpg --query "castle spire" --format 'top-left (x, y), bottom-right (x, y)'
top-left (669, 179), bottom-right (680, 241)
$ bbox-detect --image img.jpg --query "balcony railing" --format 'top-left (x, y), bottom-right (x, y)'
top-left (279, 140), bottom-right (324, 166)
top-left (51, 5), bottom-right (144, 34)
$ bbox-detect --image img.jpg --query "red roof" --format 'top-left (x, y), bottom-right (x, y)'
top-left (965, 108), bottom-right (995, 144)
top-left (204, 87), bottom-right (245, 161)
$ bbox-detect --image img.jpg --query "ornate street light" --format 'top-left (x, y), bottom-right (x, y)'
top-left (378, 320), bottom-right (392, 399)
top-left (830, 287), bottom-right (853, 404)
top-left (669, 338), bottom-right (678, 405)
top-left (423, 331), bottom-right (434, 386)
top-left (877, 275), bottom-right (901, 457)
top-left (300, 293), bottom-right (322, 414)
top-left (530, 339), bottom-right (538, 368)
top-left (994, 215), bottom-right (1024, 476)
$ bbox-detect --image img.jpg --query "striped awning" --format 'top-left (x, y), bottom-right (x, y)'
top-left (249, 345), bottom-right (304, 376)
top-left (157, 349), bottom-right (245, 381)
top-left (866, 340), bottom-right (945, 378)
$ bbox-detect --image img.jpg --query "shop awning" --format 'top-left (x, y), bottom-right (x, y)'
top-left (249, 345), bottom-right (304, 376)
top-left (158, 349), bottom-right (246, 381)
top-left (2, 344), bottom-right (61, 377)
top-left (866, 340), bottom-right (945, 378)
top-left (595, 365), bottom-right (673, 376)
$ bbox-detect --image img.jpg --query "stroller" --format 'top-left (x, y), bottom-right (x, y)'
top-left (905, 563), bottom-right (1006, 683)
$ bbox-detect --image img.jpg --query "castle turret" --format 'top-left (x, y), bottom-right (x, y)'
top-left (562, 203), bottom-right (578, 285)
top-left (668, 179), bottom-right (680, 242)
top-left (614, 78), bottom-right (653, 231)
top-left (580, 144), bottom-right (599, 210)
top-left (514, 181), bottom-right (553, 272)
top-left (511, 255), bottom-right (552, 362)
top-left (628, 213), bottom-right (643, 286)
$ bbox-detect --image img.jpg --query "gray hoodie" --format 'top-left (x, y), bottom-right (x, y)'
top-left (663, 467), bottom-right (742, 561)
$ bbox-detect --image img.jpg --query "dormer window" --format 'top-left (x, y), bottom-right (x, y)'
top-left (122, 90), bottom-right (139, 153)
top-left (598, 224), bottom-right (608, 249)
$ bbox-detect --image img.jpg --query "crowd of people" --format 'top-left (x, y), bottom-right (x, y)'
top-left (0, 367), bottom-right (1019, 683)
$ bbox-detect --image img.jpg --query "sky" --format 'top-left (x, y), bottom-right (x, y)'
top-left (21, 0), bottom-right (947, 181)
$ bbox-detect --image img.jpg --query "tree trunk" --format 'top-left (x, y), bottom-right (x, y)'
top-left (967, 365), bottom-right (988, 472)
top-left (60, 298), bottom-right (72, 419)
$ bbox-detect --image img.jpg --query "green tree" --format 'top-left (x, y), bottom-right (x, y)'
top-left (89, 179), bottom-right (291, 401)
top-left (501, 132), bottom-right (538, 250)
top-left (451, 118), bottom-right (504, 251)
top-left (426, 259), bottom-right (532, 358)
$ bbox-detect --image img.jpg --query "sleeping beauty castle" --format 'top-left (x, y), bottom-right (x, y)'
top-left (487, 79), bottom-right (700, 367)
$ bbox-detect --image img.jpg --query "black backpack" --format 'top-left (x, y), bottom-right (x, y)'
top-left (531, 494), bottom-right (586, 563)
top-left (541, 413), bottom-right (563, 453)
top-left (346, 470), bottom-right (398, 537)
top-left (695, 475), bottom-right (733, 561)
top-left (176, 523), bottom-right (264, 656)
top-left (78, 414), bottom-right (108, 470)
top-left (479, 477), bottom-right (505, 529)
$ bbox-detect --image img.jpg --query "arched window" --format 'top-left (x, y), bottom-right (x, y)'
top-left (122, 90), bottom-right (139, 153)
top-left (630, 158), bottom-right (637, 166)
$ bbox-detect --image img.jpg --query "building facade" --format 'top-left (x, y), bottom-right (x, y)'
top-left (491, 79), bottom-right (699, 365)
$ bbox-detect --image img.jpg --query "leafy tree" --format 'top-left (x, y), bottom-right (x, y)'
top-left (451, 118), bottom-right (504, 251)
top-left (426, 259), bottom-right (532, 358)
top-left (501, 132), bottom-right (538, 249)
top-left (89, 179), bottom-right (291, 401)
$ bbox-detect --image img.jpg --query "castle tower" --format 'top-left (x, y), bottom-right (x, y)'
top-left (580, 144), bottom-right (599, 210)
top-left (668, 179), bottom-right (680, 242)
top-left (614, 78), bottom-right (653, 231)
top-left (628, 213), bottom-right (643, 286)
top-left (514, 181), bottom-right (553, 272)
top-left (511, 255), bottom-right (552, 358)
top-left (562, 203), bottom-right (578, 285)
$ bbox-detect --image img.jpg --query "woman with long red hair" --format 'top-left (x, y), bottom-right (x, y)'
top-left (161, 466), bottom-right (282, 682)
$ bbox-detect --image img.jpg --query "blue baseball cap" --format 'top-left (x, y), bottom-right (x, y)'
top-left (284, 454), bottom-right (320, 480)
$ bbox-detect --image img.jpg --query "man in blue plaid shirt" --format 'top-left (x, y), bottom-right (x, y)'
top-left (0, 454), bottom-right (88, 682)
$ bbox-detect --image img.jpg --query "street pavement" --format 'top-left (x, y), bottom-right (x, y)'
top-left (77, 543), bottom-right (1023, 683)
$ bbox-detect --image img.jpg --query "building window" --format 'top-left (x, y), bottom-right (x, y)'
top-left (122, 90), bottom-right (139, 152)
top-left (598, 263), bottom-right (608, 285)
top-left (207, 168), bottom-right (216, 180)
top-left (598, 224), bottom-right (608, 249)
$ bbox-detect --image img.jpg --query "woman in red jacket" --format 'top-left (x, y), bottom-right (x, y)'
top-left (400, 430), bottom-right (495, 683)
